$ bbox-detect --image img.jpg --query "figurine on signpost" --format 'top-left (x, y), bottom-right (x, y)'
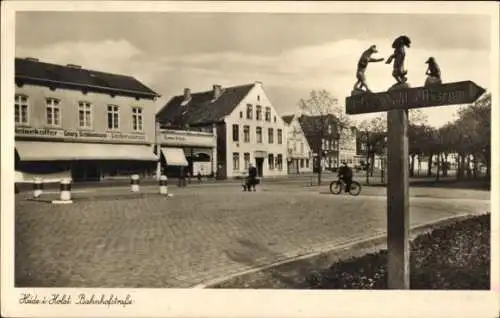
top-left (352, 44), bottom-right (384, 94)
top-left (424, 56), bottom-right (442, 86)
top-left (386, 35), bottom-right (412, 84)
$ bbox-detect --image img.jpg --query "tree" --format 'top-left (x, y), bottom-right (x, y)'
top-left (358, 116), bottom-right (387, 183)
top-left (299, 90), bottom-right (352, 186)
top-left (454, 93), bottom-right (491, 179)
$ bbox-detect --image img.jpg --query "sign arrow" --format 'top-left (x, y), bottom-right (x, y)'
top-left (345, 80), bottom-right (486, 115)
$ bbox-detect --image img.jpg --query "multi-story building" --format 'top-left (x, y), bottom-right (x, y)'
top-left (14, 57), bottom-right (160, 182)
top-left (156, 126), bottom-right (217, 178)
top-left (298, 114), bottom-right (360, 171)
top-left (282, 114), bottom-right (313, 174)
top-left (156, 81), bottom-right (288, 179)
top-left (298, 114), bottom-right (340, 171)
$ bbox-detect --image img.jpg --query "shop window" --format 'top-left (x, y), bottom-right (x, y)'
top-left (14, 94), bottom-right (29, 125)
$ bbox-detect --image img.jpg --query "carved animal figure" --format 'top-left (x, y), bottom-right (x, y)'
top-left (386, 35), bottom-right (411, 84)
top-left (425, 56), bottom-right (442, 85)
top-left (353, 45), bottom-right (384, 93)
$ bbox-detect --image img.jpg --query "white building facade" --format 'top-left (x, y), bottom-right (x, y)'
top-left (224, 82), bottom-right (288, 178)
top-left (283, 115), bottom-right (313, 174)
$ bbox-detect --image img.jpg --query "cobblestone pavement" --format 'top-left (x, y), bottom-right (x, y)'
top-left (14, 184), bottom-right (489, 288)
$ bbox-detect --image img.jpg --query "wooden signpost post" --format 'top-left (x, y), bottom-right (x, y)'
top-left (346, 42), bottom-right (485, 289)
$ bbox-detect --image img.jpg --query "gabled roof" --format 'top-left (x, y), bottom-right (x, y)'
top-left (15, 57), bottom-right (160, 99)
top-left (282, 115), bottom-right (295, 125)
top-left (298, 114), bottom-right (340, 148)
top-left (156, 83), bottom-right (255, 126)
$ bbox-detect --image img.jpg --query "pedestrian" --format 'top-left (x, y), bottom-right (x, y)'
top-left (243, 163), bottom-right (258, 192)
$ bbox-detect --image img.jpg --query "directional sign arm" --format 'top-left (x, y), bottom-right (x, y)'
top-left (346, 81), bottom-right (486, 115)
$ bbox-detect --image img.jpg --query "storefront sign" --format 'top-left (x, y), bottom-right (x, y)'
top-left (15, 127), bottom-right (148, 143)
top-left (159, 131), bottom-right (215, 147)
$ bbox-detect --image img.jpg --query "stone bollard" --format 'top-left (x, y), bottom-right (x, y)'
top-left (130, 174), bottom-right (140, 192)
top-left (59, 178), bottom-right (72, 201)
top-left (33, 177), bottom-right (44, 198)
top-left (159, 175), bottom-right (168, 195)
top-left (52, 178), bottom-right (73, 204)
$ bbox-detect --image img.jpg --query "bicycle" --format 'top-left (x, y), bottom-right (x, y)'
top-left (329, 178), bottom-right (362, 196)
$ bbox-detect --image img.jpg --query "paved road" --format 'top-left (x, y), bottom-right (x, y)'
top-left (14, 183), bottom-right (489, 288)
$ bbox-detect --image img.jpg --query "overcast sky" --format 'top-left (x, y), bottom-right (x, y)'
top-left (15, 11), bottom-right (492, 127)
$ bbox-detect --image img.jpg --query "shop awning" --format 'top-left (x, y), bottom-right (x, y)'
top-left (16, 141), bottom-right (158, 161)
top-left (161, 147), bottom-right (188, 166)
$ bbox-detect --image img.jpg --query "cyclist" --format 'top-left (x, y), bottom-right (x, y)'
top-left (338, 161), bottom-right (353, 193)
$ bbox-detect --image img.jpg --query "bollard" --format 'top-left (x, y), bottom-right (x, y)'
top-left (33, 178), bottom-right (44, 198)
top-left (159, 175), bottom-right (168, 195)
top-left (52, 178), bottom-right (73, 204)
top-left (59, 178), bottom-right (72, 201)
top-left (131, 174), bottom-right (140, 192)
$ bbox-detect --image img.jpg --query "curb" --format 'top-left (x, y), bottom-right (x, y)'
top-left (193, 212), bottom-right (486, 289)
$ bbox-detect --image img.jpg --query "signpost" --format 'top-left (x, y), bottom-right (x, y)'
top-left (346, 76), bottom-right (485, 288)
top-left (346, 80), bottom-right (485, 115)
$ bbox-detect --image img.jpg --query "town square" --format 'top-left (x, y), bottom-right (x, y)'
top-left (3, 3), bottom-right (496, 313)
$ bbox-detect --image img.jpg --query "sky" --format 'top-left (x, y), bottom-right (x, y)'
top-left (15, 11), bottom-right (492, 128)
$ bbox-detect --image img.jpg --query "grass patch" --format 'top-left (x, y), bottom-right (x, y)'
top-left (213, 214), bottom-right (490, 289)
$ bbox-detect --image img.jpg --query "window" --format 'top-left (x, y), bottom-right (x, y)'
top-left (132, 107), bottom-right (143, 131)
top-left (256, 127), bottom-right (262, 143)
top-left (240, 111), bottom-right (243, 118)
top-left (300, 159), bottom-right (305, 168)
top-left (14, 94), bottom-right (28, 125)
top-left (256, 106), bottom-right (262, 120)
top-left (233, 152), bottom-right (240, 171)
top-left (244, 153), bottom-right (250, 170)
top-left (232, 124), bottom-right (239, 142)
top-left (78, 101), bottom-right (92, 129)
top-left (46, 98), bottom-right (61, 126)
top-left (277, 129), bottom-right (283, 144)
top-left (268, 154), bottom-right (274, 170)
top-left (265, 107), bottom-right (271, 121)
top-left (246, 104), bottom-right (253, 119)
top-left (243, 125), bottom-right (250, 143)
top-left (306, 159), bottom-right (310, 168)
top-left (107, 105), bottom-right (119, 130)
top-left (257, 95), bottom-right (260, 101)
top-left (328, 124), bottom-right (333, 135)
top-left (274, 116), bottom-right (277, 123)
top-left (276, 154), bottom-right (283, 170)
top-left (300, 142), bottom-right (304, 154)
top-left (268, 128), bottom-right (274, 144)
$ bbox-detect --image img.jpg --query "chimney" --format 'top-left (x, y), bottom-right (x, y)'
top-left (181, 88), bottom-right (192, 106)
top-left (212, 84), bottom-right (222, 100)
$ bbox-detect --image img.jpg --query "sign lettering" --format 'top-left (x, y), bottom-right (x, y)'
top-left (346, 81), bottom-right (485, 114)
top-left (15, 127), bottom-right (147, 142)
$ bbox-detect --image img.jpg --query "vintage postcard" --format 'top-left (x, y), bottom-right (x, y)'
top-left (1, 1), bottom-right (499, 317)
